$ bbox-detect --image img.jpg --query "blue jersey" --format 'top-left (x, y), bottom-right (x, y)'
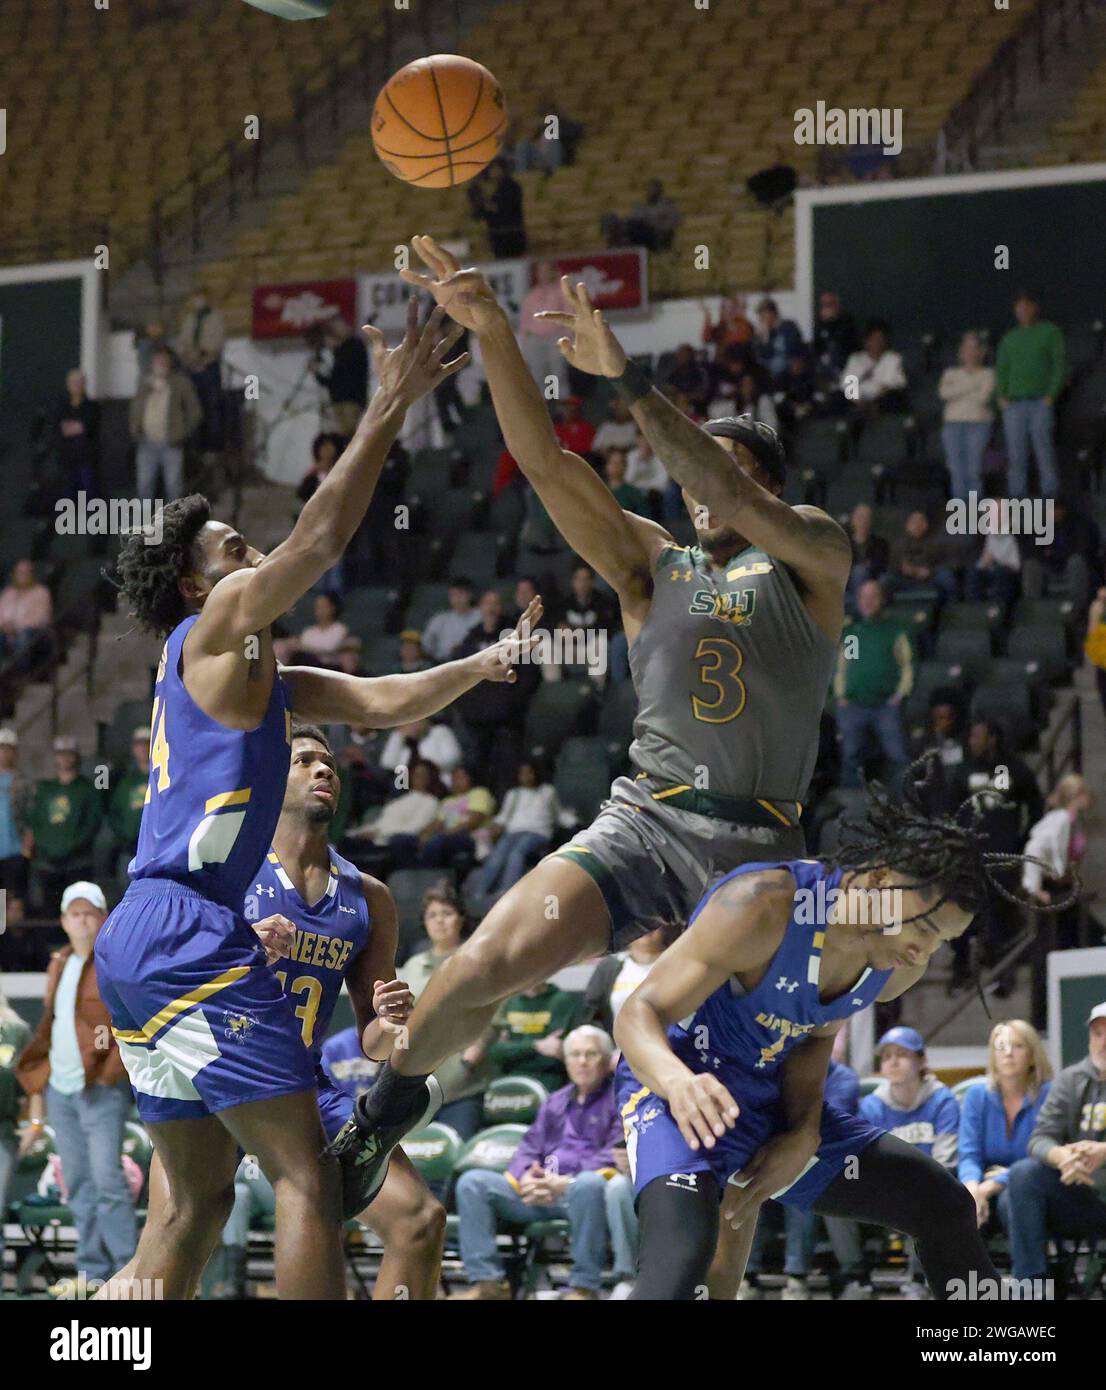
top-left (131, 615), bottom-right (293, 909)
top-left (859, 1079), bottom-right (961, 1165)
top-left (244, 845), bottom-right (371, 1064)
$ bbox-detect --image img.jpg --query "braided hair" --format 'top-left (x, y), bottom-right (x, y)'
top-left (115, 494), bottom-right (211, 637)
top-left (824, 752), bottom-right (1081, 924)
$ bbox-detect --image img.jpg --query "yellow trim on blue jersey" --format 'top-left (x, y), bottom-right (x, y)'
top-left (620, 1084), bottom-right (651, 1119)
top-left (205, 788), bottom-right (251, 813)
top-left (110, 965), bottom-right (252, 1045)
top-left (812, 931), bottom-right (826, 950)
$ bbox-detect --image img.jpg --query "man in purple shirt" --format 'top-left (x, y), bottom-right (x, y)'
top-left (448, 1025), bottom-right (624, 1300)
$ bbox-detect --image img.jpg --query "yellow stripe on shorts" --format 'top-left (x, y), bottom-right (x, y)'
top-left (111, 965), bottom-right (251, 1046)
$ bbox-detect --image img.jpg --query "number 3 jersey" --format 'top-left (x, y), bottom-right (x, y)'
top-left (130, 614), bottom-right (293, 909)
top-left (245, 846), bottom-right (371, 1066)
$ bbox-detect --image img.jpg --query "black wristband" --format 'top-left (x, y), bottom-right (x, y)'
top-left (610, 359), bottom-right (652, 403)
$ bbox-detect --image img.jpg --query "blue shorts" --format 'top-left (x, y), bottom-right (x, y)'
top-left (315, 1073), bottom-right (354, 1144)
top-left (615, 1058), bottom-right (882, 1212)
top-left (95, 878), bottom-right (315, 1124)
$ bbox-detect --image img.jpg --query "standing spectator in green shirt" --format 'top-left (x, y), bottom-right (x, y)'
top-left (995, 292), bottom-right (1066, 498)
top-left (834, 578), bottom-right (913, 791)
top-left (489, 980), bottom-right (581, 1089)
top-left (26, 735), bottom-right (103, 915)
top-left (105, 726), bottom-right (150, 877)
top-left (0, 989), bottom-right (32, 1269)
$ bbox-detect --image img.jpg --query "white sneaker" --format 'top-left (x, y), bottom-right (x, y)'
top-left (900, 1280), bottom-right (930, 1300)
top-left (608, 1280), bottom-right (634, 1301)
top-left (838, 1280), bottom-right (875, 1300)
top-left (737, 1278), bottom-right (764, 1300)
top-left (781, 1276), bottom-right (810, 1301)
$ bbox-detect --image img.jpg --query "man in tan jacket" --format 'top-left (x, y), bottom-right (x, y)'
top-left (15, 881), bottom-right (136, 1286)
top-left (129, 347), bottom-right (201, 502)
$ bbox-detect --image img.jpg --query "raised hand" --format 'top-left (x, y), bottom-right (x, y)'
top-left (399, 234), bottom-right (502, 333)
top-left (534, 277), bottom-right (628, 378)
top-left (367, 294), bottom-right (470, 412)
top-left (469, 594), bottom-right (544, 684)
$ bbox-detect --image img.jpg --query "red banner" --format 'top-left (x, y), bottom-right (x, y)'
top-left (541, 249), bottom-right (647, 311)
top-left (252, 279), bottom-right (357, 340)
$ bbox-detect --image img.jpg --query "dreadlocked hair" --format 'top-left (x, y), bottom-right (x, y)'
top-left (824, 751), bottom-right (1081, 923)
top-left (115, 494), bottom-right (211, 637)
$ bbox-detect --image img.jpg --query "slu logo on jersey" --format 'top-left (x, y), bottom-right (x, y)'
top-left (223, 1009), bottom-right (258, 1043)
top-left (688, 587), bottom-right (757, 626)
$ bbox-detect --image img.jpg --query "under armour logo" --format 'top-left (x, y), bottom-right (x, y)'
top-left (775, 976), bottom-right (800, 993)
top-left (665, 1173), bottom-right (699, 1191)
top-left (852, 997), bottom-right (864, 1007)
top-left (256, 884), bottom-right (275, 897)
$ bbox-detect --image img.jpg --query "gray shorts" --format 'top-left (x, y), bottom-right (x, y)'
top-left (548, 775), bottom-right (807, 950)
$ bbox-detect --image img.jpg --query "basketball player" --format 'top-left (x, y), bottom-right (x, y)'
top-left (102, 726), bottom-right (445, 1301)
top-left (615, 772), bottom-right (1073, 1300)
top-left (326, 237), bottom-right (853, 1217)
top-left (93, 299), bottom-right (539, 1299)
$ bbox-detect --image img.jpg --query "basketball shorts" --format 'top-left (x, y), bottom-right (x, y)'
top-left (615, 1056), bottom-right (882, 1212)
top-left (94, 878), bottom-right (315, 1124)
top-left (549, 775), bottom-right (806, 949)
top-left (315, 1072), bottom-right (354, 1145)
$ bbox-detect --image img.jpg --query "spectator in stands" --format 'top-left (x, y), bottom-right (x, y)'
top-left (420, 578), bottom-right (481, 663)
top-left (26, 736), bottom-right (102, 916)
top-left (939, 331), bottom-right (996, 501)
top-left (333, 635), bottom-right (365, 677)
top-left (0, 728), bottom-right (27, 928)
top-left (563, 563), bottom-right (617, 632)
top-left (294, 592), bottom-right (349, 666)
top-left (753, 298), bottom-right (804, 388)
top-left (468, 158), bottom-right (527, 257)
top-left (834, 579), bottom-right (913, 790)
top-left (1085, 587), bottom-right (1106, 722)
top-left (662, 344), bottom-right (712, 413)
top-left (996, 292), bottom-right (1066, 499)
top-left (860, 1026), bottom-right (959, 1299)
top-left (916, 695), bottom-right (966, 783)
top-left (433, 320), bottom-right (469, 437)
top-left (55, 369), bottom-right (100, 498)
top-left (130, 346), bottom-right (201, 503)
top-left (449, 1025), bottom-right (623, 1300)
top-left (601, 179), bottom-right (682, 252)
top-left (398, 628), bottom-right (431, 674)
top-left (706, 343), bottom-right (756, 418)
top-left (380, 718), bottom-right (463, 788)
top-left (959, 1020), bottom-right (1052, 1234)
top-left (403, 885), bottom-right (495, 1140)
top-left (845, 503), bottom-right (890, 601)
top-left (886, 510), bottom-right (958, 604)
top-left (470, 760), bottom-right (570, 903)
top-left (518, 261), bottom-right (569, 400)
top-left (735, 369), bottom-right (780, 432)
top-left (513, 577), bottom-right (540, 624)
top-left (0, 559), bottom-right (53, 672)
top-left (344, 758), bottom-right (442, 872)
top-left (490, 980), bottom-right (580, 1089)
top-left (1020, 494), bottom-right (1098, 614)
top-left (581, 925), bottom-right (674, 1039)
top-left (813, 290), bottom-right (859, 384)
top-left (604, 450), bottom-right (650, 518)
top-left (1022, 774), bottom-right (1093, 951)
top-left (14, 881), bottom-right (137, 1288)
top-left (1005, 1003), bottom-right (1106, 1283)
top-left (776, 351), bottom-right (819, 428)
top-left (700, 298), bottom-right (754, 359)
top-left (592, 397), bottom-right (640, 458)
top-left (417, 764), bottom-right (496, 869)
top-left (105, 726), bottom-right (150, 879)
top-left (625, 436), bottom-right (668, 516)
top-left (554, 396), bottom-right (596, 458)
top-left (451, 599), bottom-right (538, 797)
top-left (965, 498), bottom-right (1021, 608)
top-left (132, 319), bottom-right (168, 379)
top-left (537, 91), bottom-right (584, 165)
top-left (313, 315), bottom-right (368, 438)
top-left (0, 987), bottom-right (31, 1272)
top-left (176, 291), bottom-right (226, 455)
top-left (841, 321), bottom-right (908, 412)
top-left (296, 432), bottom-right (345, 502)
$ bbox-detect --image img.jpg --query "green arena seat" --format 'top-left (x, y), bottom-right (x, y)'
top-left (524, 682), bottom-right (597, 759)
top-left (934, 628), bottom-right (993, 684)
top-left (404, 1122), bottom-right (464, 1190)
top-left (481, 1076), bottom-right (549, 1127)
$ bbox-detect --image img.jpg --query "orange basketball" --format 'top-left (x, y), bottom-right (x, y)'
top-left (371, 54), bottom-right (508, 189)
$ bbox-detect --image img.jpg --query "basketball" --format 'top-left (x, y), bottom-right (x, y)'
top-left (371, 54), bottom-right (508, 189)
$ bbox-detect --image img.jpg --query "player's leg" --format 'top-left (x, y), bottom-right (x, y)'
top-left (363, 1147), bottom-right (446, 1300)
top-left (809, 1133), bottom-right (998, 1298)
top-left (218, 1089), bottom-right (346, 1300)
top-left (705, 1202), bottom-right (761, 1300)
top-left (628, 1172), bottom-right (721, 1301)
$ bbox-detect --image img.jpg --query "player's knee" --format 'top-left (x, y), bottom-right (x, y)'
top-left (273, 1160), bottom-right (340, 1224)
top-left (393, 1193), bottom-right (447, 1253)
top-left (161, 1179), bottom-right (236, 1245)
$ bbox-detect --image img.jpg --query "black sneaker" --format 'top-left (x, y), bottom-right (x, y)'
top-left (325, 1074), bottom-right (443, 1220)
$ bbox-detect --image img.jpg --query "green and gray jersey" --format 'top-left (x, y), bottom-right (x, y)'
top-left (627, 541), bottom-right (837, 806)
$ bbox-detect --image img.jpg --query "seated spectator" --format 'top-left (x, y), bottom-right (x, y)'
top-left (939, 332), bottom-right (995, 500)
top-left (420, 577), bottom-right (480, 663)
top-left (915, 695), bottom-right (966, 788)
top-left (0, 560), bottom-right (53, 671)
top-left (343, 759), bottom-right (442, 872)
top-left (1005, 1003), bottom-right (1106, 1283)
top-left (1019, 494), bottom-right (1098, 614)
top-left (55, 369), bottom-right (101, 497)
top-left (294, 592), bottom-right (349, 665)
top-left (26, 736), bottom-right (102, 916)
top-left (959, 1020), bottom-right (1052, 1235)
top-left (813, 290), bottom-right (859, 386)
top-left (129, 346), bottom-right (201, 502)
top-left (296, 432), bottom-right (345, 502)
top-left (887, 511), bottom-right (958, 604)
top-left (860, 1026), bottom-right (960, 1299)
top-left (699, 298), bottom-right (754, 358)
top-left (537, 92), bottom-right (584, 164)
top-left (449, 1026), bottom-right (631, 1300)
top-left (581, 925), bottom-right (675, 1038)
top-left (334, 635), bottom-right (365, 677)
top-left (417, 765), bottom-right (496, 869)
top-left (517, 260), bottom-right (569, 400)
top-left (965, 498), bottom-right (1021, 608)
top-left (489, 980), bottom-right (581, 1089)
top-left (845, 503), bottom-right (890, 601)
top-left (512, 577), bottom-right (541, 625)
top-left (1022, 774), bottom-right (1094, 952)
top-left (662, 343), bottom-right (712, 413)
top-left (562, 563), bottom-right (617, 633)
top-left (604, 450), bottom-right (649, 517)
top-left (996, 291), bottom-right (1065, 500)
top-left (0, 987), bottom-right (31, 1270)
top-left (104, 726), bottom-right (151, 878)
top-left (402, 885), bottom-right (495, 1140)
top-left (554, 396), bottom-right (596, 459)
top-left (735, 370), bottom-right (779, 432)
top-left (397, 628), bottom-right (431, 674)
top-left (380, 718), bottom-right (463, 788)
top-left (320, 1025), bottom-right (380, 1101)
top-left (753, 298), bottom-right (804, 388)
top-left (625, 435), bottom-right (668, 502)
top-left (0, 728), bottom-right (27, 930)
top-left (14, 882), bottom-right (137, 1289)
top-left (467, 158), bottom-right (526, 258)
top-left (776, 351), bottom-right (818, 428)
top-left (706, 342), bottom-right (755, 417)
top-left (470, 760), bottom-right (572, 903)
top-left (591, 397), bottom-right (640, 458)
top-left (841, 322), bottom-right (908, 412)
top-left (601, 179), bottom-right (681, 252)
top-left (834, 580), bottom-right (912, 791)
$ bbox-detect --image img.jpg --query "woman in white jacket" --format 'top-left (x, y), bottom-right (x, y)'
top-left (1022, 775), bottom-right (1094, 948)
